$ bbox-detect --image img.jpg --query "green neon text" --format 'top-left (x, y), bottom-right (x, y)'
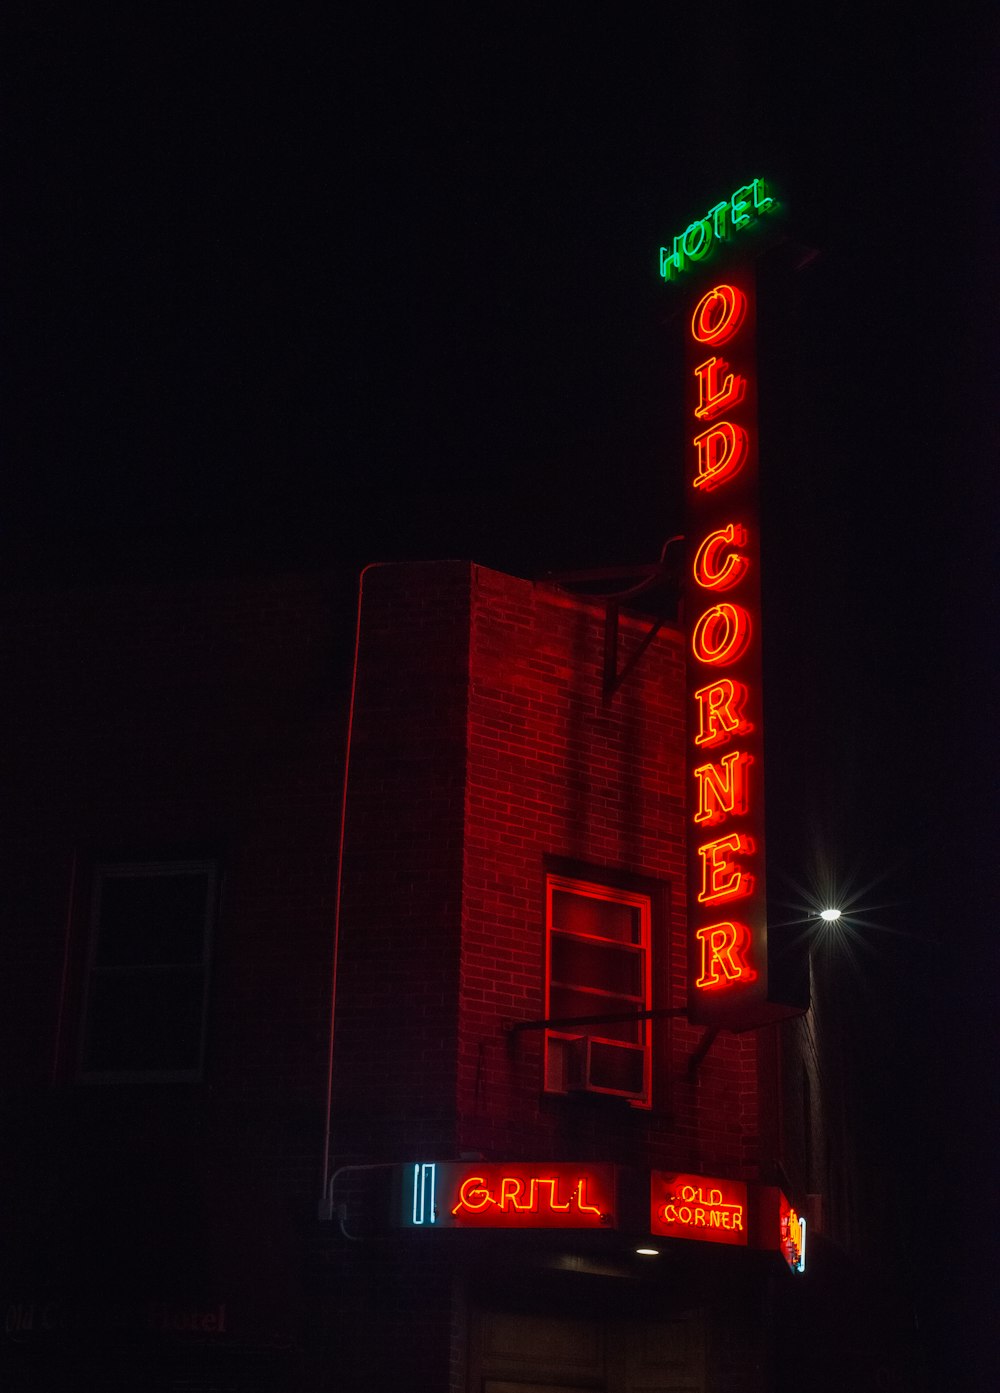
top-left (659, 179), bottom-right (776, 282)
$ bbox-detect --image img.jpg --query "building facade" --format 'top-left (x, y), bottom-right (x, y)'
top-left (1, 562), bottom-right (913, 1390)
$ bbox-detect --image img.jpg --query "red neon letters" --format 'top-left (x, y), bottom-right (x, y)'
top-left (691, 603), bottom-right (752, 666)
top-left (697, 834), bottom-right (755, 904)
top-left (694, 357), bottom-right (746, 420)
top-left (690, 284), bottom-right (746, 346)
top-left (695, 922), bottom-right (757, 987)
top-left (686, 277), bottom-right (760, 1007)
top-left (452, 1174), bottom-right (602, 1218)
top-left (692, 749), bottom-right (752, 825)
top-left (692, 679), bottom-right (752, 748)
top-left (408, 1162), bottom-right (617, 1230)
top-left (692, 524), bottom-right (749, 592)
top-left (692, 422), bottom-right (748, 491)
top-left (650, 1172), bottom-right (749, 1247)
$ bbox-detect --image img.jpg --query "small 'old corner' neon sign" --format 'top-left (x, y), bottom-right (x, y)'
top-left (659, 179), bottom-right (776, 282)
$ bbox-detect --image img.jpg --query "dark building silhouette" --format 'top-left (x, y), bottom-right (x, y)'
top-left (1, 562), bottom-right (919, 1390)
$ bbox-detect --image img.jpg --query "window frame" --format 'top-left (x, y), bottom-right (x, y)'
top-left (544, 873), bottom-right (654, 1108)
top-left (78, 858), bottom-right (217, 1083)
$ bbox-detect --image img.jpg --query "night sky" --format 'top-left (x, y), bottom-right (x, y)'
top-left (6, 10), bottom-right (997, 1384)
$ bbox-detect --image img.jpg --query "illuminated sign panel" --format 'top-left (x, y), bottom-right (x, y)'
top-left (650, 1171), bottom-right (748, 1248)
top-left (684, 266), bottom-right (771, 1027)
top-left (398, 1162), bottom-right (617, 1230)
top-left (668, 187), bottom-right (808, 1028)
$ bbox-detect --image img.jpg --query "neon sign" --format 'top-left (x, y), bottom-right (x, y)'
top-left (399, 1162), bottom-right (617, 1230)
top-left (659, 181), bottom-right (776, 282)
top-left (650, 1171), bottom-right (748, 1247)
top-left (684, 267), bottom-right (767, 1025)
top-left (780, 1195), bottom-right (807, 1273)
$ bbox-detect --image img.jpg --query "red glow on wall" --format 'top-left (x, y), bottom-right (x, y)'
top-left (453, 1173), bottom-right (602, 1219)
top-left (650, 1171), bottom-right (749, 1247)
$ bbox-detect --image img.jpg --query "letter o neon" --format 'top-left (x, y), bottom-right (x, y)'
top-left (691, 604), bottom-right (752, 666)
top-left (682, 219), bottom-right (712, 262)
top-left (691, 284), bottom-right (747, 346)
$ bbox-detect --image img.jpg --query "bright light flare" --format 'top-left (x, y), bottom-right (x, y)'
top-left (635, 1247), bottom-right (660, 1256)
top-left (819, 908), bottom-right (841, 922)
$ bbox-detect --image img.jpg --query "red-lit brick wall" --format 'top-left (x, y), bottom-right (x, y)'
top-left (332, 562), bottom-right (471, 1161)
top-left (335, 562), bottom-right (760, 1179)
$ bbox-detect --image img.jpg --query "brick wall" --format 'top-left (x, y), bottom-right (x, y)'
top-left (334, 561), bottom-right (761, 1179)
top-left (332, 562), bottom-right (471, 1161)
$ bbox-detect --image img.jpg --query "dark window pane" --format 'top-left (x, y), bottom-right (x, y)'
top-left (549, 986), bottom-right (642, 1044)
top-left (96, 872), bottom-right (210, 966)
top-left (550, 933), bottom-right (643, 997)
top-left (83, 969), bottom-right (205, 1073)
top-left (587, 1039), bottom-right (645, 1094)
top-left (551, 890), bottom-right (640, 944)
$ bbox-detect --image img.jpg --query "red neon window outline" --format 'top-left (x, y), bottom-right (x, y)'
top-left (696, 834), bottom-right (755, 905)
top-left (692, 679), bottom-right (752, 748)
top-left (694, 921), bottom-right (756, 987)
top-left (544, 875), bottom-right (652, 1107)
top-left (693, 357), bottom-right (747, 422)
top-left (691, 524), bottom-right (749, 592)
top-left (692, 422), bottom-right (749, 492)
top-left (691, 603), bottom-right (752, 667)
top-left (692, 749), bottom-right (752, 826)
top-left (690, 284), bottom-right (747, 346)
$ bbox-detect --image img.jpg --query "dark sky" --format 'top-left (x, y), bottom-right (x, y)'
top-left (6, 9), bottom-right (998, 1380)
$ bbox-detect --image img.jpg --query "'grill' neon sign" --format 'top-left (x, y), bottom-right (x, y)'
top-left (400, 1161), bottom-right (617, 1230)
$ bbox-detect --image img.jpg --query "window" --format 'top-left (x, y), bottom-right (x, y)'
top-left (544, 875), bottom-right (652, 1105)
top-left (80, 861), bottom-right (216, 1080)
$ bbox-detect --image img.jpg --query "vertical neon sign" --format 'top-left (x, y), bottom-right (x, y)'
top-left (684, 269), bottom-right (769, 1025)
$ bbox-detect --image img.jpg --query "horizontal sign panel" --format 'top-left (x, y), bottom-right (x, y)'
top-left (397, 1162), bottom-right (617, 1230)
top-left (650, 1171), bottom-right (748, 1247)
